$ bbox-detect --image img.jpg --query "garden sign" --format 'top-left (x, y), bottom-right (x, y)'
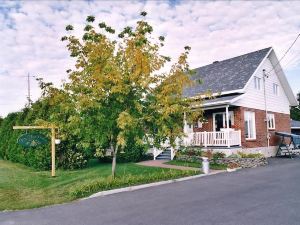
top-left (17, 133), bottom-right (48, 148)
top-left (13, 125), bottom-right (58, 177)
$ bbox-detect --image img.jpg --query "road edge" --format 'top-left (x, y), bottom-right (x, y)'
top-left (85, 170), bottom-right (226, 199)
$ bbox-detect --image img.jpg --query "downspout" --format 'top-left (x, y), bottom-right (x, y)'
top-left (263, 69), bottom-right (270, 147)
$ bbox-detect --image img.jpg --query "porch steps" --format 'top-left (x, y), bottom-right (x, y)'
top-left (156, 149), bottom-right (171, 160)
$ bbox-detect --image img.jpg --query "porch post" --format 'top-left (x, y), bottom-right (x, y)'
top-left (226, 105), bottom-right (230, 147)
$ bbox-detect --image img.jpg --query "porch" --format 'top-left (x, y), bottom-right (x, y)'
top-left (183, 130), bottom-right (242, 147)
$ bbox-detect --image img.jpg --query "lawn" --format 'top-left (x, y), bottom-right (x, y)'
top-left (0, 159), bottom-right (198, 210)
top-left (165, 160), bottom-right (228, 170)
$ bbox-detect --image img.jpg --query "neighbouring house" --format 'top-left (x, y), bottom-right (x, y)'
top-left (291, 119), bottom-right (300, 135)
top-left (154, 47), bottom-right (298, 160)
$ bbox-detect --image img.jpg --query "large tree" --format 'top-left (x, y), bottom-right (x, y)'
top-left (42, 12), bottom-right (202, 177)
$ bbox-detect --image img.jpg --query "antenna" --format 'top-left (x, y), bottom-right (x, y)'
top-left (27, 73), bottom-right (32, 107)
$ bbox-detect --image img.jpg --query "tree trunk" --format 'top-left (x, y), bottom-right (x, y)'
top-left (111, 143), bottom-right (118, 178)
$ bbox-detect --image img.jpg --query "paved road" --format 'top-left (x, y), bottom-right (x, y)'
top-left (1, 158), bottom-right (300, 225)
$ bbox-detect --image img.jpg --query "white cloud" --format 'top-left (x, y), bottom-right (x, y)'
top-left (0, 0), bottom-right (300, 117)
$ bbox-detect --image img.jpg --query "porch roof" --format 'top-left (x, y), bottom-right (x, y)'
top-left (192, 94), bottom-right (243, 109)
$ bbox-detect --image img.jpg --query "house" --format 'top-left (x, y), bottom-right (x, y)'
top-left (291, 119), bottom-right (300, 135)
top-left (179, 47), bottom-right (298, 158)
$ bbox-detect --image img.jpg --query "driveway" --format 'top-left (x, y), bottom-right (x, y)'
top-left (1, 158), bottom-right (300, 225)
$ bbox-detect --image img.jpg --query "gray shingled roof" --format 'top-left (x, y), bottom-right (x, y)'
top-left (291, 120), bottom-right (300, 128)
top-left (183, 47), bottom-right (272, 98)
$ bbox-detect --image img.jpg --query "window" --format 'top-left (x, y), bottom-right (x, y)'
top-left (194, 120), bottom-right (202, 129)
top-left (254, 76), bottom-right (261, 90)
top-left (267, 113), bottom-right (275, 129)
top-left (244, 111), bottom-right (256, 139)
top-left (273, 83), bottom-right (279, 95)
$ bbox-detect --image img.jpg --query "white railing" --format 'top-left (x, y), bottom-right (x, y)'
top-left (191, 130), bottom-right (241, 147)
top-left (153, 147), bottom-right (163, 160)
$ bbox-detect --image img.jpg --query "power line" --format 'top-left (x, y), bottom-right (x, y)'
top-left (266, 33), bottom-right (300, 76)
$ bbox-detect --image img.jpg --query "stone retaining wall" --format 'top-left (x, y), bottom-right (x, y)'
top-left (176, 155), bottom-right (268, 168)
top-left (215, 157), bottom-right (268, 168)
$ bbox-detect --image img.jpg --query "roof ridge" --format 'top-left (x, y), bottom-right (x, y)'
top-left (195, 47), bottom-right (272, 69)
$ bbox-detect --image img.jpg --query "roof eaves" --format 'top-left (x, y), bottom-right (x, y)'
top-left (187, 89), bottom-right (245, 100)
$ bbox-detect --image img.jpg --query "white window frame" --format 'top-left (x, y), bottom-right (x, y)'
top-left (273, 83), bottom-right (279, 95)
top-left (244, 111), bottom-right (256, 140)
top-left (254, 76), bottom-right (261, 90)
top-left (267, 113), bottom-right (275, 129)
top-left (212, 111), bottom-right (234, 131)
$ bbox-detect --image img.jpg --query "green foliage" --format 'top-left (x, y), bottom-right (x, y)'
top-left (59, 150), bottom-right (88, 170)
top-left (177, 146), bottom-right (203, 157)
top-left (237, 151), bottom-right (264, 158)
top-left (290, 92), bottom-right (300, 121)
top-left (212, 152), bottom-right (225, 164)
top-left (41, 11), bottom-right (203, 177)
top-left (228, 154), bottom-right (241, 158)
top-left (86, 15), bottom-right (95, 23)
top-left (0, 97), bottom-right (89, 170)
top-left (0, 106), bottom-right (52, 170)
top-left (1, 12), bottom-right (204, 176)
top-left (71, 169), bottom-right (198, 198)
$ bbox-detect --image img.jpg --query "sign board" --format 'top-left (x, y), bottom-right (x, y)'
top-left (17, 133), bottom-right (48, 148)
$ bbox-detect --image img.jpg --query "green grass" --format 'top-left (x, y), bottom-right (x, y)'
top-left (0, 159), bottom-right (198, 210)
top-left (165, 160), bottom-right (227, 170)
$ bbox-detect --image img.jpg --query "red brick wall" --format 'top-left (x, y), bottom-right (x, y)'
top-left (193, 106), bottom-right (291, 148)
top-left (237, 107), bottom-right (291, 148)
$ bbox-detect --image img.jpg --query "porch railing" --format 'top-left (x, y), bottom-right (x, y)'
top-left (191, 130), bottom-right (241, 147)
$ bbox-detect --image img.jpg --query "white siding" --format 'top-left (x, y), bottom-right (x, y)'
top-left (234, 57), bottom-right (290, 114)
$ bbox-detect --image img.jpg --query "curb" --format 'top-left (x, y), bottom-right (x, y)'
top-left (86, 170), bottom-right (226, 200)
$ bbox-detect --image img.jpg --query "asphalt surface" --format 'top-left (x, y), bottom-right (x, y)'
top-left (1, 157), bottom-right (300, 225)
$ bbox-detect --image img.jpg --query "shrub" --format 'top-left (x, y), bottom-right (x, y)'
top-left (228, 153), bottom-right (241, 158)
top-left (59, 149), bottom-right (88, 170)
top-left (177, 146), bottom-right (202, 157)
top-left (212, 152), bottom-right (225, 164)
top-left (237, 151), bottom-right (264, 158)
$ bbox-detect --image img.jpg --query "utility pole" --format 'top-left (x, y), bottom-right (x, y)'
top-left (27, 73), bottom-right (31, 107)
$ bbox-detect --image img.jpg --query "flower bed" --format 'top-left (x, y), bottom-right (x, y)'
top-left (175, 147), bottom-right (268, 169)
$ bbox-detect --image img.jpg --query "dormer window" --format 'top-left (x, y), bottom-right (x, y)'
top-left (273, 83), bottom-right (279, 95)
top-left (254, 76), bottom-right (261, 90)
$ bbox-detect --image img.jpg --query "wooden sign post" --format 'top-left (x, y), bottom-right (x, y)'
top-left (13, 125), bottom-right (58, 177)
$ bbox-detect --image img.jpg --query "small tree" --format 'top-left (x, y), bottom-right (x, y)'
top-left (45, 12), bottom-right (202, 177)
top-left (291, 91), bottom-right (300, 121)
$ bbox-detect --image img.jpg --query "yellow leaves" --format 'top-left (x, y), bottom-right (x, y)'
top-left (117, 111), bottom-right (134, 130)
top-left (117, 132), bottom-right (126, 147)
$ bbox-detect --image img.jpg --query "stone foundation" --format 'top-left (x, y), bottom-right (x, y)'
top-left (215, 157), bottom-right (268, 168)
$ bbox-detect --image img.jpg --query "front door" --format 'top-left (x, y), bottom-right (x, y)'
top-left (214, 113), bottom-right (224, 131)
top-left (213, 112), bottom-right (234, 131)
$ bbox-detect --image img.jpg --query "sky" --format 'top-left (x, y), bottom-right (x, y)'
top-left (0, 0), bottom-right (300, 117)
